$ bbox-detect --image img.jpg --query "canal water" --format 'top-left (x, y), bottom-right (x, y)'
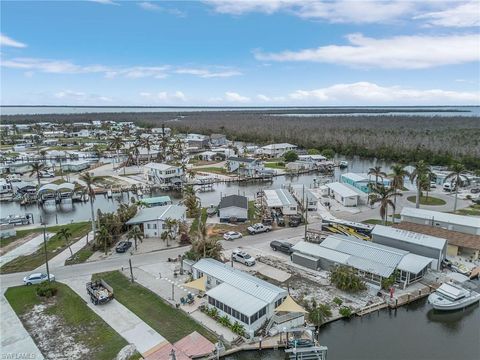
top-left (226, 296), bottom-right (480, 360)
top-left (1, 155), bottom-right (394, 225)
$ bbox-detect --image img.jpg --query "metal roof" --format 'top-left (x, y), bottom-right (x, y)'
top-left (126, 205), bottom-right (186, 225)
top-left (401, 207), bottom-right (480, 229)
top-left (143, 196), bottom-right (172, 205)
top-left (325, 182), bottom-right (359, 198)
top-left (206, 283), bottom-right (268, 316)
top-left (372, 224), bottom-right (447, 250)
top-left (264, 189), bottom-right (296, 208)
top-left (397, 254), bottom-right (432, 274)
top-left (193, 259), bottom-right (286, 303)
top-left (292, 242), bottom-right (350, 264)
top-left (261, 143), bottom-right (297, 150)
top-left (37, 182), bottom-right (74, 194)
top-left (144, 162), bottom-right (178, 171)
top-left (341, 173), bottom-right (369, 183)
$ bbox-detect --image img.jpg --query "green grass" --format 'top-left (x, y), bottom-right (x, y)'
top-left (194, 167), bottom-right (226, 175)
top-left (363, 219), bottom-right (393, 226)
top-left (264, 162), bottom-right (285, 169)
top-left (189, 208), bottom-right (208, 236)
top-left (0, 222), bottom-right (90, 274)
top-left (0, 229), bottom-right (42, 248)
top-left (248, 200), bottom-right (259, 221)
top-left (93, 271), bottom-right (218, 344)
top-left (64, 245), bottom-right (95, 265)
top-left (5, 283), bottom-right (129, 360)
top-left (455, 204), bottom-right (480, 216)
top-left (407, 195), bottom-right (446, 206)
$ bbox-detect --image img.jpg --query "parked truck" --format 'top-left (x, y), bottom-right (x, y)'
top-left (86, 279), bottom-right (114, 305)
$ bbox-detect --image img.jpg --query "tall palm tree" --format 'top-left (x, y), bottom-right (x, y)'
top-left (409, 160), bottom-right (432, 209)
top-left (368, 166), bottom-right (387, 186)
top-left (161, 218), bottom-right (178, 247)
top-left (79, 172), bottom-right (100, 242)
top-left (127, 225), bottom-right (144, 251)
top-left (58, 228), bottom-right (73, 257)
top-left (141, 136), bottom-right (152, 163)
top-left (390, 164), bottom-right (409, 220)
top-left (446, 163), bottom-right (467, 212)
top-left (29, 162), bottom-right (47, 186)
top-left (108, 135), bottom-right (124, 168)
top-left (369, 185), bottom-right (402, 225)
top-left (96, 225), bottom-right (112, 255)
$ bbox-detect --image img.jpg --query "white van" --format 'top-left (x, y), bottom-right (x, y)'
top-left (443, 182), bottom-right (455, 192)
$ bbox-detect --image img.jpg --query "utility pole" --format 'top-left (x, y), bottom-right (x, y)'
top-left (42, 222), bottom-right (50, 282)
top-left (129, 259), bottom-right (134, 282)
top-left (303, 185), bottom-right (308, 239)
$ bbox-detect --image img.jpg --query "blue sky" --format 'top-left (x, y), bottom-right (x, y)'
top-left (1, 0), bottom-right (479, 106)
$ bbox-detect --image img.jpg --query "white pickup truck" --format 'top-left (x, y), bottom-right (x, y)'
top-left (247, 223), bottom-right (272, 235)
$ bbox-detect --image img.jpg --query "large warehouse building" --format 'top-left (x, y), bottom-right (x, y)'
top-left (372, 225), bottom-right (447, 270)
top-left (291, 235), bottom-right (433, 288)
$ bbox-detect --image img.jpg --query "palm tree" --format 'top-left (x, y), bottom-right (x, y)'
top-left (161, 218), bottom-right (178, 247)
top-left (369, 184), bottom-right (402, 225)
top-left (79, 172), bottom-right (100, 242)
top-left (108, 135), bottom-right (124, 168)
top-left (183, 185), bottom-right (200, 218)
top-left (446, 163), bottom-right (467, 212)
top-left (58, 228), bottom-right (73, 257)
top-left (96, 225), bottom-right (112, 255)
top-left (308, 302), bottom-right (332, 329)
top-left (29, 162), bottom-right (47, 186)
top-left (141, 136), bottom-right (152, 163)
top-left (409, 160), bottom-right (432, 209)
top-left (390, 164), bottom-right (409, 220)
top-left (127, 225), bottom-right (144, 251)
top-left (368, 166), bottom-right (387, 186)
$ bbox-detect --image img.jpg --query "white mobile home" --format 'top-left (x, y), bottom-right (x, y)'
top-left (144, 162), bottom-right (183, 186)
top-left (400, 207), bottom-right (480, 236)
top-left (325, 182), bottom-right (359, 207)
top-left (126, 205), bottom-right (186, 238)
top-left (257, 143), bottom-right (297, 158)
top-left (263, 189), bottom-right (298, 215)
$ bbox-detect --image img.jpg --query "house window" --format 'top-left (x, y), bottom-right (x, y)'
top-left (147, 224), bottom-right (151, 229)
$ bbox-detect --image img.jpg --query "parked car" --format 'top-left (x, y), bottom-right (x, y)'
top-left (270, 241), bottom-right (293, 254)
top-left (232, 249), bottom-right (256, 266)
top-left (430, 182), bottom-right (437, 188)
top-left (23, 272), bottom-right (55, 285)
top-left (247, 223), bottom-right (272, 235)
top-left (470, 188), bottom-right (480, 194)
top-left (443, 182), bottom-right (456, 192)
top-left (39, 171), bottom-right (54, 178)
top-left (289, 215), bottom-right (302, 227)
top-left (115, 241), bottom-right (132, 253)
top-left (277, 216), bottom-right (285, 227)
top-left (223, 231), bottom-right (243, 241)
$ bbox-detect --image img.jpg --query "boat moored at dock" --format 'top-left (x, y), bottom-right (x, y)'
top-left (428, 282), bottom-right (480, 311)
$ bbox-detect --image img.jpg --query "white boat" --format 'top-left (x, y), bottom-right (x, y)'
top-left (339, 160), bottom-right (348, 169)
top-left (428, 282), bottom-right (480, 311)
top-left (107, 189), bottom-right (112, 198)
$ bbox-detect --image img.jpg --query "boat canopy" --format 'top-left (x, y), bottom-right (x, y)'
top-left (37, 182), bottom-right (75, 195)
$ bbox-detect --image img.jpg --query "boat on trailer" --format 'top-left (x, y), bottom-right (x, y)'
top-left (428, 282), bottom-right (480, 311)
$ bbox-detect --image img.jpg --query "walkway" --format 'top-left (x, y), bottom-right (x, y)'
top-left (0, 232), bottom-right (53, 266)
top-left (62, 276), bottom-right (168, 356)
top-left (1, 291), bottom-right (44, 360)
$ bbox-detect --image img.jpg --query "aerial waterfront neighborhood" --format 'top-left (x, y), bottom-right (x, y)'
top-left (0, 118), bottom-right (479, 359)
top-left (1, 0), bottom-right (480, 359)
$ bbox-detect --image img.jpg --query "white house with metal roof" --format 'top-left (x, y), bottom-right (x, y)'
top-left (325, 182), bottom-right (360, 207)
top-left (144, 162), bottom-right (183, 186)
top-left (263, 189), bottom-right (298, 215)
top-left (372, 225), bottom-right (447, 270)
top-left (126, 204), bottom-right (186, 238)
top-left (291, 235), bottom-right (433, 288)
top-left (257, 143), bottom-right (298, 158)
top-left (192, 259), bottom-right (302, 338)
top-left (400, 207), bottom-right (480, 235)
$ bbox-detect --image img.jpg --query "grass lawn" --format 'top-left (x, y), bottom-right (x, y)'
top-left (64, 245), bottom-right (95, 265)
top-left (248, 200), bottom-right (260, 222)
top-left (93, 271), bottom-right (218, 344)
top-left (455, 204), bottom-right (480, 216)
top-left (5, 283), bottom-right (130, 360)
top-left (363, 219), bottom-right (393, 226)
top-left (194, 167), bottom-right (226, 175)
top-left (407, 195), bottom-right (446, 206)
top-left (0, 221), bottom-right (91, 274)
top-left (189, 208), bottom-right (208, 236)
top-left (264, 162), bottom-right (285, 170)
top-left (0, 228), bottom-right (42, 249)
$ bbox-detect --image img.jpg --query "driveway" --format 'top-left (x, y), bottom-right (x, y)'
top-left (0, 232), bottom-right (53, 266)
top-left (62, 276), bottom-right (167, 356)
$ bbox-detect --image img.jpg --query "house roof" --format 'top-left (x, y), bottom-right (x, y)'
top-left (143, 196), bottom-right (172, 205)
top-left (227, 156), bottom-right (256, 163)
top-left (341, 173), bottom-right (369, 183)
top-left (264, 189), bottom-right (296, 208)
top-left (325, 182), bottom-right (359, 198)
top-left (372, 224), bottom-right (447, 250)
top-left (393, 222), bottom-right (480, 251)
top-left (397, 253), bottom-right (433, 274)
top-left (261, 143), bottom-right (297, 150)
top-left (193, 258), bottom-right (286, 303)
top-left (126, 205), bottom-right (186, 225)
top-left (144, 162), bottom-right (178, 171)
top-left (207, 283), bottom-right (268, 316)
top-left (218, 195), bottom-right (248, 209)
top-left (400, 207), bottom-right (480, 229)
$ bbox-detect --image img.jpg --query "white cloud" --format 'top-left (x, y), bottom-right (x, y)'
top-left (257, 94), bottom-right (271, 101)
top-left (139, 91), bottom-right (187, 102)
top-left (224, 92), bottom-right (250, 103)
top-left (89, 0), bottom-right (120, 5)
top-left (254, 33), bottom-right (480, 69)
top-left (138, 2), bottom-right (161, 11)
top-left (54, 90), bottom-right (113, 103)
top-left (138, 1), bottom-right (186, 16)
top-left (414, 1), bottom-right (480, 27)
top-left (286, 82), bottom-right (480, 105)
top-left (205, 0), bottom-right (415, 23)
top-left (0, 34), bottom-right (27, 48)
top-left (2, 57), bottom-right (240, 79)
top-left (175, 67), bottom-right (241, 78)
top-left (173, 91), bottom-right (187, 101)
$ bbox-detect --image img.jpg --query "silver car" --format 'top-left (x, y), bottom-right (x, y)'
top-left (223, 231), bottom-right (243, 241)
top-left (23, 273), bottom-right (55, 285)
